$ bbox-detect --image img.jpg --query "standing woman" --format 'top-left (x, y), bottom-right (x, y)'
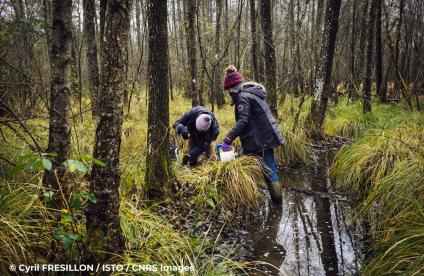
top-left (221, 65), bottom-right (283, 204)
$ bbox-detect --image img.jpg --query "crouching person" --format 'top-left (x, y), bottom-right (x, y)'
top-left (220, 65), bottom-right (284, 204)
top-left (173, 106), bottom-right (219, 166)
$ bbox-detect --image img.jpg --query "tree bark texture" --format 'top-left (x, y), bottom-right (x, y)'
top-left (44, 0), bottom-right (72, 207)
top-left (363, 0), bottom-right (377, 113)
top-left (357, 0), bottom-right (369, 85)
top-left (215, 0), bottom-right (225, 108)
top-left (83, 0), bottom-right (100, 117)
top-left (184, 0), bottom-right (198, 106)
top-left (145, 0), bottom-right (171, 199)
top-left (308, 0), bottom-right (342, 139)
top-left (260, 0), bottom-right (278, 116)
top-left (375, 0), bottom-right (385, 102)
top-left (86, 0), bottom-right (133, 257)
top-left (249, 0), bottom-right (259, 81)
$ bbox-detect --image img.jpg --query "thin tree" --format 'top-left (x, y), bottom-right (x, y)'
top-left (349, 0), bottom-right (357, 100)
top-left (307, 0), bottom-right (342, 139)
top-left (260, 0), bottom-right (278, 116)
top-left (83, 0), bottom-right (100, 117)
top-left (44, 0), bottom-right (72, 207)
top-left (249, 0), bottom-right (259, 80)
top-left (363, 0), bottom-right (377, 113)
top-left (86, 0), bottom-right (133, 256)
top-left (215, 0), bottom-right (225, 108)
top-left (375, 0), bottom-right (385, 103)
top-left (184, 0), bottom-right (198, 106)
top-left (356, 0), bottom-right (369, 86)
top-left (145, 0), bottom-right (170, 199)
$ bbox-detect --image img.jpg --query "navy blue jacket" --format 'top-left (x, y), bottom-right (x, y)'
top-left (226, 83), bottom-right (284, 154)
top-left (173, 106), bottom-right (219, 159)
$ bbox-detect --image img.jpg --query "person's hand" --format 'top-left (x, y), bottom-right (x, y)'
top-left (181, 131), bottom-right (190, 140)
top-left (221, 137), bottom-right (232, 150)
top-left (182, 154), bottom-right (192, 165)
top-left (221, 141), bottom-right (231, 150)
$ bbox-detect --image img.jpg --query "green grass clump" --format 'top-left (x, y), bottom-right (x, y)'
top-left (324, 99), bottom-right (424, 138)
top-left (0, 181), bottom-right (51, 271)
top-left (331, 125), bottom-right (423, 194)
top-left (360, 156), bottom-right (424, 275)
top-left (328, 99), bottom-right (424, 275)
top-left (276, 128), bottom-right (311, 166)
top-left (176, 156), bottom-right (266, 211)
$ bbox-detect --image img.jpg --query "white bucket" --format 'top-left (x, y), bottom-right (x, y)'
top-left (218, 147), bottom-right (236, 163)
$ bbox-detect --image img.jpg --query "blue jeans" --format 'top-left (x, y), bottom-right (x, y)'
top-left (262, 149), bottom-right (279, 182)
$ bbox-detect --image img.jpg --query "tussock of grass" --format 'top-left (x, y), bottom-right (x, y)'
top-left (357, 156), bottom-right (424, 275)
top-left (176, 156), bottom-right (266, 211)
top-left (0, 182), bottom-right (51, 270)
top-left (120, 200), bottom-right (191, 263)
top-left (330, 123), bottom-right (424, 194)
top-left (329, 99), bottom-right (424, 275)
top-left (276, 128), bottom-right (311, 166)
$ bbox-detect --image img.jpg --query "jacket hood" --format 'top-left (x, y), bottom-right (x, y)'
top-left (241, 82), bottom-right (266, 99)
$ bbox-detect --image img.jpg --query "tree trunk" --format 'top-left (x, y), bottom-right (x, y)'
top-left (307, 0), bottom-right (342, 139)
top-left (249, 0), bottom-right (259, 80)
top-left (215, 0), bottom-right (225, 108)
top-left (44, 0), bottom-right (72, 207)
top-left (357, 0), bottom-right (369, 86)
top-left (184, 0), bottom-right (198, 106)
top-left (145, 0), bottom-right (170, 199)
top-left (394, 0), bottom-right (404, 93)
top-left (235, 0), bottom-right (243, 69)
top-left (348, 0), bottom-right (357, 100)
top-left (375, 0), bottom-right (385, 102)
top-left (83, 0), bottom-right (100, 117)
top-left (363, 0), bottom-right (377, 113)
top-left (99, 0), bottom-right (107, 51)
top-left (86, 0), bottom-right (133, 258)
top-left (260, 0), bottom-right (278, 116)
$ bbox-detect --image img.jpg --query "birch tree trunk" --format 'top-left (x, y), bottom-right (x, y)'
top-left (363, 0), bottom-right (377, 113)
top-left (145, 0), bottom-right (171, 199)
top-left (375, 0), bottom-right (385, 103)
top-left (44, 0), bottom-right (72, 207)
top-left (307, 0), bottom-right (342, 139)
top-left (215, 0), bottom-right (225, 108)
top-left (86, 0), bottom-right (133, 257)
top-left (249, 0), bottom-right (259, 80)
top-left (184, 0), bottom-right (198, 106)
top-left (83, 0), bottom-right (100, 117)
top-left (260, 0), bottom-right (278, 116)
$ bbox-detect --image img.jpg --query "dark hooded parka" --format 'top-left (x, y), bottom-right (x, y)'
top-left (226, 82), bottom-right (284, 154)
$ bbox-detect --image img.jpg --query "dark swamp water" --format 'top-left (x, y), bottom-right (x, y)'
top-left (247, 154), bottom-right (364, 276)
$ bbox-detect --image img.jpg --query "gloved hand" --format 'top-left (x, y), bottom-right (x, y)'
top-left (221, 142), bottom-right (230, 150)
top-left (182, 154), bottom-right (192, 165)
top-left (181, 131), bottom-right (190, 140)
top-left (221, 137), bottom-right (232, 150)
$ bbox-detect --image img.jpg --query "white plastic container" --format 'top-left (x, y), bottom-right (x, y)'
top-left (217, 145), bottom-right (236, 163)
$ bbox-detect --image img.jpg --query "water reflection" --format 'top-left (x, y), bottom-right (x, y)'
top-left (249, 161), bottom-right (363, 275)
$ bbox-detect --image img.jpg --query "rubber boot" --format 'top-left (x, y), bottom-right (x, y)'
top-left (266, 179), bottom-right (282, 204)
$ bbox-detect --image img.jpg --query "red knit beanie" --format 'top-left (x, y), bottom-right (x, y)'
top-left (223, 65), bottom-right (243, 90)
